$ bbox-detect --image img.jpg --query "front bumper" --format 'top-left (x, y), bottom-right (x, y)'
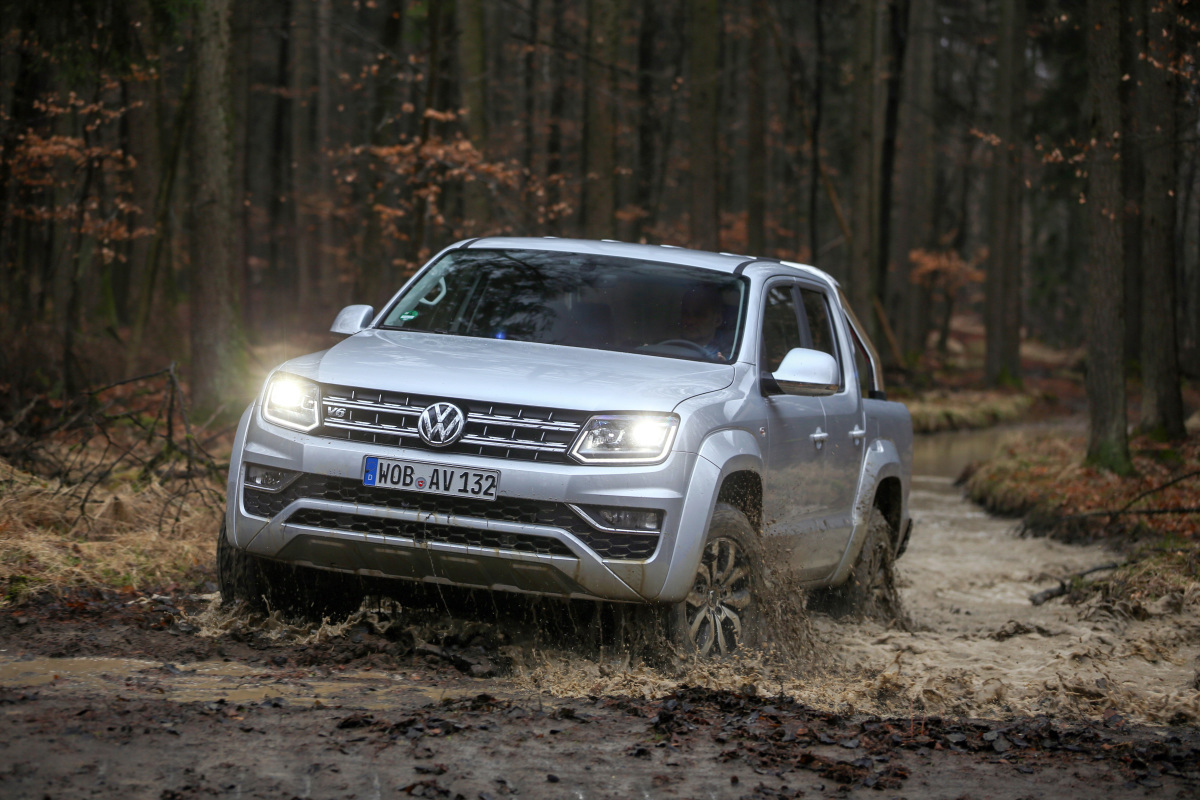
top-left (225, 403), bottom-right (718, 604)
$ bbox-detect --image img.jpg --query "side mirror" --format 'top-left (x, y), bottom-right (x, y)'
top-left (330, 304), bottom-right (375, 336)
top-left (772, 348), bottom-right (839, 396)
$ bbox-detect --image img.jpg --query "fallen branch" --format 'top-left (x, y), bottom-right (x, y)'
top-left (1030, 562), bottom-right (1120, 606)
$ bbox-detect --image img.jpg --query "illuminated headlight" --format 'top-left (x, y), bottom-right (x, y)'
top-left (569, 414), bottom-right (679, 464)
top-left (262, 374), bottom-right (320, 432)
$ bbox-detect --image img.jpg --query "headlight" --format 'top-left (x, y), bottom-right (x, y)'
top-left (262, 374), bottom-right (320, 432)
top-left (569, 414), bottom-right (679, 464)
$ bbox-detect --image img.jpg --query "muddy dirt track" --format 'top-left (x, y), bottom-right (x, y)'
top-left (2, 430), bottom-right (1199, 799)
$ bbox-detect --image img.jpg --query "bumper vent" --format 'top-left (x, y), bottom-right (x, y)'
top-left (244, 473), bottom-right (660, 561)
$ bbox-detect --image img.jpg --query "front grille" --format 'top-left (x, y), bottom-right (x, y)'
top-left (245, 473), bottom-right (660, 561)
top-left (284, 509), bottom-right (576, 557)
top-left (316, 385), bottom-right (589, 464)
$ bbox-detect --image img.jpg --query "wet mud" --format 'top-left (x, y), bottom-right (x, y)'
top-left (3, 425), bottom-right (1200, 797)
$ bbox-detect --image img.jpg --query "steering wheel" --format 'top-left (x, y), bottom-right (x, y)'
top-left (418, 277), bottom-right (448, 306)
top-left (654, 339), bottom-right (710, 355)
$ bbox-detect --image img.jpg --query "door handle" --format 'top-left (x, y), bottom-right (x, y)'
top-left (849, 425), bottom-right (866, 443)
top-left (810, 428), bottom-right (829, 449)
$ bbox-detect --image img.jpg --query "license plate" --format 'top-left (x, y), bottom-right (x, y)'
top-left (363, 457), bottom-right (499, 501)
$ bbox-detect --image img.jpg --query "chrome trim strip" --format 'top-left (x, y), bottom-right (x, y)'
top-left (568, 503), bottom-right (663, 534)
top-left (459, 434), bottom-right (569, 453)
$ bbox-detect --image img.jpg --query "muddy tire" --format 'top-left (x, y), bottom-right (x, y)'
top-left (667, 504), bottom-right (762, 657)
top-left (217, 520), bottom-right (267, 609)
top-left (217, 521), bottom-right (362, 621)
top-left (819, 505), bottom-right (906, 625)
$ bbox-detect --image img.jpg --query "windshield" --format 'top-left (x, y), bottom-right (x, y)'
top-left (379, 249), bottom-right (748, 363)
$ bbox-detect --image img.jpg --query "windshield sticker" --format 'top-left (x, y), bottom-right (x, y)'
top-left (399, 310), bottom-right (419, 321)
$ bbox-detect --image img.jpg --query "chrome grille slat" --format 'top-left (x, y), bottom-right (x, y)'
top-left (466, 413), bottom-right (579, 433)
top-left (322, 396), bottom-right (423, 415)
top-left (323, 418), bottom-right (421, 437)
top-left (459, 434), bottom-right (568, 453)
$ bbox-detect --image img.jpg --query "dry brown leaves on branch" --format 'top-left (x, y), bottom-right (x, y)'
top-left (0, 366), bottom-right (225, 602)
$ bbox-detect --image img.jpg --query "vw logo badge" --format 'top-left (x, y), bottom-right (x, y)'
top-left (417, 402), bottom-right (465, 447)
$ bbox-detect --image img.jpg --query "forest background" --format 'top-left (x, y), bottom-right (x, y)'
top-left (0, 0), bottom-right (1197, 473)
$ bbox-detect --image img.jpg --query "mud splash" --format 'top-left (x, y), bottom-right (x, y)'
top-left (504, 472), bottom-right (1200, 725)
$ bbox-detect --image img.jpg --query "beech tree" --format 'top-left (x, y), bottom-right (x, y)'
top-left (189, 0), bottom-right (240, 412)
top-left (1083, 0), bottom-right (1131, 474)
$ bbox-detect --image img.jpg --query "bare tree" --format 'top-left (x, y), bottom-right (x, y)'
top-left (984, 0), bottom-right (1024, 386)
top-left (848, 0), bottom-right (880, 322)
top-left (582, 0), bottom-right (622, 238)
top-left (190, 0), bottom-right (241, 411)
top-left (688, 0), bottom-right (721, 251)
top-left (457, 0), bottom-right (490, 233)
top-left (1138, 0), bottom-right (1185, 439)
top-left (1083, 0), bottom-right (1131, 473)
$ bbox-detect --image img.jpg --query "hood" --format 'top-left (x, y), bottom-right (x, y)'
top-left (279, 329), bottom-right (734, 413)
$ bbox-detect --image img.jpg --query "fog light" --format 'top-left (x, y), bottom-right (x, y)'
top-left (573, 505), bottom-right (662, 533)
top-left (245, 464), bottom-right (298, 493)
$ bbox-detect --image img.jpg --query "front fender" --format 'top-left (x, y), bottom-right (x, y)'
top-left (826, 437), bottom-right (907, 587)
top-left (651, 428), bottom-right (763, 603)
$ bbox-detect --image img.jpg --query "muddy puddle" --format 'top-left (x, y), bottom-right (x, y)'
top-left (0, 654), bottom-right (488, 709)
top-left (2, 423), bottom-right (1197, 726)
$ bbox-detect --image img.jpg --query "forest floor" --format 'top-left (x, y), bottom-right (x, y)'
top-left (1, 341), bottom-right (1199, 798)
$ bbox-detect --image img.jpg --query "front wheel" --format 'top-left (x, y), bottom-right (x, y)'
top-left (667, 504), bottom-right (762, 656)
top-left (217, 521), bottom-right (363, 621)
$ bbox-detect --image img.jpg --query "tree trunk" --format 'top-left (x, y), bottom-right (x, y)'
top-left (876, 0), bottom-right (909, 346)
top-left (848, 0), bottom-right (879, 323)
top-left (809, 0), bottom-right (824, 265)
top-left (984, 0), bottom-right (1024, 386)
top-left (315, 0), bottom-right (336, 310)
top-left (1083, 0), bottom-right (1131, 474)
top-left (546, 0), bottom-right (566, 231)
top-left (688, 0), bottom-right (720, 251)
top-left (523, 0), bottom-right (540, 228)
top-left (189, 0), bottom-right (240, 412)
top-left (290, 0), bottom-right (312, 311)
top-left (1138, 0), bottom-right (1185, 439)
top-left (582, 0), bottom-right (621, 239)
top-left (1120, 0), bottom-right (1146, 365)
top-left (457, 0), bottom-right (490, 233)
top-left (634, 0), bottom-right (661, 243)
top-left (890, 0), bottom-right (935, 359)
top-left (746, 0), bottom-right (766, 256)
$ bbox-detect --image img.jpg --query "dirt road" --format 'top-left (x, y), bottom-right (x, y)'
top-left (1, 430), bottom-right (1198, 798)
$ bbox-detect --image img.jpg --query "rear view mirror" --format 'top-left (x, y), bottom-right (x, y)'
top-left (772, 348), bottom-right (839, 396)
top-left (330, 305), bottom-right (375, 336)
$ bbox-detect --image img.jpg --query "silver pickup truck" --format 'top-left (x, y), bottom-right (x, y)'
top-left (220, 238), bottom-right (913, 655)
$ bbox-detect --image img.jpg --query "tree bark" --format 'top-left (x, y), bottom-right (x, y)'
top-left (582, 0), bottom-right (621, 239)
top-left (457, 0), bottom-right (490, 233)
top-left (890, 0), bottom-right (935, 359)
top-left (1083, 0), bottom-right (1131, 473)
top-left (189, 0), bottom-right (241, 412)
top-left (746, 0), bottom-right (766, 256)
top-left (1120, 0), bottom-right (1146, 365)
top-left (290, 0), bottom-right (312, 311)
top-left (984, 0), bottom-right (1024, 386)
top-left (315, 0), bottom-right (336, 310)
top-left (848, 0), bottom-right (880, 325)
top-left (688, 0), bottom-right (720, 251)
top-left (1138, 0), bottom-right (1185, 439)
top-left (876, 0), bottom-right (909, 346)
top-left (634, 0), bottom-right (661, 243)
